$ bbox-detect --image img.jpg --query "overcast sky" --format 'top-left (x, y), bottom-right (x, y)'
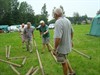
top-left (18, 0), bottom-right (100, 20)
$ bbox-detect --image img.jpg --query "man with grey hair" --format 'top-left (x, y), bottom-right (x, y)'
top-left (53, 7), bottom-right (75, 75)
top-left (24, 22), bottom-right (35, 53)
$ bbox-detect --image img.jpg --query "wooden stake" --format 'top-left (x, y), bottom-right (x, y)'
top-left (33, 40), bottom-right (45, 75)
top-left (49, 43), bottom-right (54, 50)
top-left (5, 46), bottom-right (8, 58)
top-left (8, 45), bottom-right (11, 58)
top-left (0, 59), bottom-right (21, 67)
top-left (25, 66), bottom-right (33, 75)
top-left (8, 56), bottom-right (25, 60)
top-left (50, 51), bottom-right (57, 62)
top-left (10, 65), bottom-right (20, 75)
top-left (72, 48), bottom-right (91, 59)
top-left (21, 57), bottom-right (26, 65)
top-left (31, 67), bottom-right (39, 75)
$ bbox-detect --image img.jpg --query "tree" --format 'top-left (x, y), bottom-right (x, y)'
top-left (81, 14), bottom-right (88, 24)
top-left (0, 0), bottom-right (35, 25)
top-left (41, 3), bottom-right (48, 24)
top-left (19, 1), bottom-right (35, 24)
top-left (0, 0), bottom-right (11, 24)
top-left (73, 12), bottom-right (81, 24)
top-left (60, 5), bottom-right (65, 14)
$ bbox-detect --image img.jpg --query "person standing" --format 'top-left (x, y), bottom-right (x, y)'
top-left (24, 22), bottom-right (34, 53)
top-left (53, 8), bottom-right (75, 75)
top-left (39, 20), bottom-right (51, 53)
top-left (19, 23), bottom-right (25, 48)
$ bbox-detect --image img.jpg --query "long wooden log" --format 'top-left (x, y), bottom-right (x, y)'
top-left (36, 50), bottom-right (45, 75)
top-left (25, 66), bottom-right (33, 75)
top-left (0, 59), bottom-right (21, 67)
top-left (10, 65), bottom-right (20, 75)
top-left (33, 40), bottom-right (45, 75)
top-left (49, 43), bottom-right (57, 62)
top-left (21, 57), bottom-right (26, 65)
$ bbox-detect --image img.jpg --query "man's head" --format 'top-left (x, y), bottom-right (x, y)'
top-left (27, 22), bottom-right (31, 28)
top-left (53, 8), bottom-right (63, 19)
top-left (21, 23), bottom-right (24, 28)
top-left (40, 20), bottom-right (45, 27)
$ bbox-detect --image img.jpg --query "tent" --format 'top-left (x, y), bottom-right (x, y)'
top-left (0, 25), bottom-right (9, 32)
top-left (89, 14), bottom-right (100, 36)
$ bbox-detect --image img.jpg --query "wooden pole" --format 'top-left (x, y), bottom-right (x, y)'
top-left (31, 67), bottom-right (39, 75)
top-left (0, 59), bottom-right (21, 67)
top-left (10, 65), bottom-right (20, 75)
top-left (21, 57), bottom-right (26, 66)
top-left (8, 56), bottom-right (25, 60)
top-left (8, 45), bottom-right (11, 58)
top-left (49, 43), bottom-right (57, 62)
top-left (5, 46), bottom-right (8, 58)
top-left (25, 66), bottom-right (34, 75)
top-left (49, 43), bottom-right (54, 50)
top-left (72, 48), bottom-right (91, 59)
top-left (33, 40), bottom-right (45, 75)
top-left (50, 51), bottom-right (57, 62)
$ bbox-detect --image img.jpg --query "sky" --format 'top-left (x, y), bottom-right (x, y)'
top-left (18, 0), bottom-right (100, 20)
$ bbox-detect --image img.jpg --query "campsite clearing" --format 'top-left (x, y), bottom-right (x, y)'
top-left (0, 25), bottom-right (100, 75)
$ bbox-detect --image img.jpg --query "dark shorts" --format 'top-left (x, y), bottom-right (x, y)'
top-left (42, 37), bottom-right (50, 44)
top-left (56, 53), bottom-right (67, 63)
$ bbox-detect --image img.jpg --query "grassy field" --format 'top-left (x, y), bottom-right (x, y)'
top-left (0, 25), bottom-right (100, 75)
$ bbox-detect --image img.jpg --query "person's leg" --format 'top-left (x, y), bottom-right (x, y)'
top-left (46, 37), bottom-right (51, 51)
top-left (41, 38), bottom-right (45, 53)
top-left (46, 43), bottom-right (51, 51)
top-left (67, 59), bottom-right (74, 73)
top-left (67, 59), bottom-right (75, 75)
top-left (62, 62), bottom-right (69, 75)
top-left (42, 43), bottom-right (45, 53)
top-left (22, 35), bottom-right (25, 48)
top-left (25, 39), bottom-right (29, 51)
top-left (56, 53), bottom-right (68, 75)
top-left (29, 39), bottom-right (33, 53)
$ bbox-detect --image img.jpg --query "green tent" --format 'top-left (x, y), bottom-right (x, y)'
top-left (89, 14), bottom-right (100, 36)
top-left (0, 25), bottom-right (9, 32)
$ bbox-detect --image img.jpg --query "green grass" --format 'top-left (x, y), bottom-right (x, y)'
top-left (0, 25), bottom-right (100, 75)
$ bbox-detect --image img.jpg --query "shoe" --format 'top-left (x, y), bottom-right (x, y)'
top-left (69, 72), bottom-right (76, 75)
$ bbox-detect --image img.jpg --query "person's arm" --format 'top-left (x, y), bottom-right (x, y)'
top-left (71, 27), bottom-right (74, 47)
top-left (53, 22), bottom-right (62, 55)
top-left (43, 26), bottom-right (49, 35)
top-left (43, 30), bottom-right (48, 35)
top-left (54, 38), bottom-right (61, 49)
top-left (32, 29), bottom-right (35, 39)
top-left (71, 27), bottom-right (74, 39)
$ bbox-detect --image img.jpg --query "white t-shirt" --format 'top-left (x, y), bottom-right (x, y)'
top-left (54, 17), bottom-right (73, 54)
top-left (19, 27), bottom-right (24, 35)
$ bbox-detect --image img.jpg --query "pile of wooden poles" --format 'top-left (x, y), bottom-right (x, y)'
top-left (0, 45), bottom-right (39, 75)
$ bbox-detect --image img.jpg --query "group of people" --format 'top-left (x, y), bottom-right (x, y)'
top-left (19, 7), bottom-right (75, 75)
top-left (19, 21), bottom-right (50, 53)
